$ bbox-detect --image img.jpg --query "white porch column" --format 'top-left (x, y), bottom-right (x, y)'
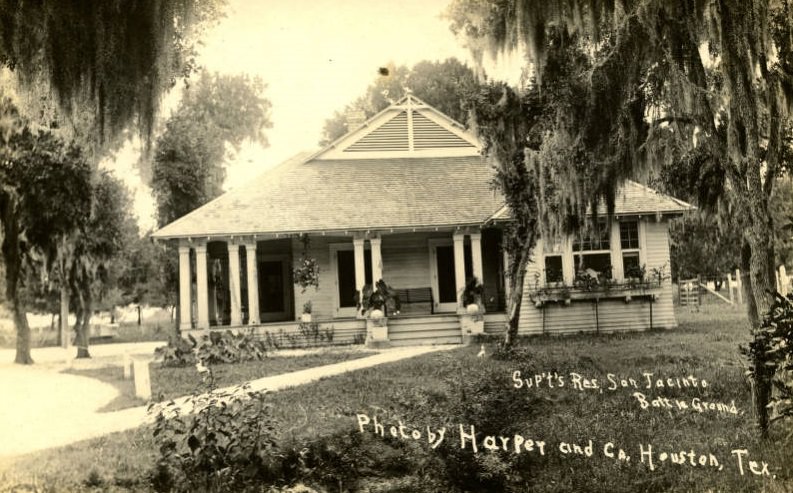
top-left (610, 221), bottom-right (624, 281)
top-left (370, 237), bottom-right (383, 282)
top-left (353, 237), bottom-right (366, 293)
top-left (227, 242), bottom-right (242, 326)
top-left (453, 232), bottom-right (466, 309)
top-left (195, 243), bottom-right (210, 329)
top-left (562, 236), bottom-right (575, 285)
top-left (470, 232), bottom-right (484, 283)
top-left (178, 244), bottom-right (192, 331)
top-left (245, 242), bottom-right (260, 325)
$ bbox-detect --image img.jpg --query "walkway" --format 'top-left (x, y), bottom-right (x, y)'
top-left (0, 344), bottom-right (456, 457)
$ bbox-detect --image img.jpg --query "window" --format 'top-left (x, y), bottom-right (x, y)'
top-left (573, 220), bottom-right (610, 251)
top-left (620, 220), bottom-right (639, 249)
top-left (573, 219), bottom-right (612, 278)
top-left (620, 220), bottom-right (642, 278)
top-left (544, 255), bottom-right (563, 283)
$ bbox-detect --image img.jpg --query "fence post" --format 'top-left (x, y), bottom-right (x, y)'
top-left (780, 265), bottom-right (789, 297)
top-left (133, 358), bottom-right (151, 400)
top-left (735, 269), bottom-right (743, 305)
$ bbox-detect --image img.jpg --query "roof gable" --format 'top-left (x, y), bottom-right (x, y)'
top-left (313, 94), bottom-right (480, 160)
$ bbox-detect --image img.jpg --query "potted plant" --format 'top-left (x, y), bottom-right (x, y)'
top-left (301, 301), bottom-right (312, 323)
top-left (293, 234), bottom-right (320, 293)
top-left (355, 279), bottom-right (400, 347)
top-left (459, 277), bottom-right (485, 342)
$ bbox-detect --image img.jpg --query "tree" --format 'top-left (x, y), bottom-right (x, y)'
top-left (0, 1), bottom-right (226, 156)
top-left (0, 97), bottom-right (92, 364)
top-left (448, 0), bottom-right (793, 436)
top-left (68, 172), bottom-right (136, 358)
top-left (151, 69), bottom-right (272, 227)
top-left (319, 58), bottom-right (479, 145)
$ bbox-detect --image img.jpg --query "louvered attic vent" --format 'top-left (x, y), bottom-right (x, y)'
top-left (345, 111), bottom-right (409, 152)
top-left (412, 112), bottom-right (475, 149)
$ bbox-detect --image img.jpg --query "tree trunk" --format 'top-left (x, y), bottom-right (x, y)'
top-left (60, 281), bottom-right (70, 348)
top-left (504, 242), bottom-right (532, 347)
top-left (2, 211), bottom-right (33, 364)
top-left (745, 220), bottom-right (777, 438)
top-left (74, 285), bottom-right (92, 359)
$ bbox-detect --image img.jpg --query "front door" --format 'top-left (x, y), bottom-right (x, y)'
top-left (258, 256), bottom-right (291, 322)
top-left (430, 241), bottom-right (458, 312)
top-left (331, 243), bottom-right (372, 318)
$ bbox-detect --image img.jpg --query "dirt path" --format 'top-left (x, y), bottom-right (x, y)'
top-left (0, 344), bottom-right (456, 458)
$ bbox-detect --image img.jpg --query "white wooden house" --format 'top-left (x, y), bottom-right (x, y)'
top-left (152, 95), bottom-right (692, 344)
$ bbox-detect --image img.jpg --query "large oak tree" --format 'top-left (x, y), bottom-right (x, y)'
top-left (448, 0), bottom-right (793, 435)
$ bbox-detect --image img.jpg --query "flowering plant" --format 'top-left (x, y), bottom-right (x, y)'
top-left (293, 235), bottom-right (320, 293)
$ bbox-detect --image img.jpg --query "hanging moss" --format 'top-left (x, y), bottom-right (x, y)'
top-left (0, 0), bottom-right (225, 155)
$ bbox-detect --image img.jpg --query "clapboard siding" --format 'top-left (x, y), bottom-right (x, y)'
top-left (518, 218), bottom-right (677, 335)
top-left (292, 235), bottom-right (347, 321)
top-left (382, 232), bottom-right (447, 289)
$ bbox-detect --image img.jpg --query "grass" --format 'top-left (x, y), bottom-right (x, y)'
top-left (2, 304), bottom-right (792, 492)
top-left (0, 321), bottom-right (172, 349)
top-left (63, 347), bottom-right (377, 412)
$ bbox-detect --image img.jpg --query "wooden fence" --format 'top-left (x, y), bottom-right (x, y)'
top-left (678, 265), bottom-right (790, 307)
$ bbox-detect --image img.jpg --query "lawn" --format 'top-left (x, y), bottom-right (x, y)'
top-left (2, 304), bottom-right (792, 492)
top-left (63, 347), bottom-right (377, 412)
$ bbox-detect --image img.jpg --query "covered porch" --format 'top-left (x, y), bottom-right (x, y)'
top-left (175, 226), bottom-right (506, 345)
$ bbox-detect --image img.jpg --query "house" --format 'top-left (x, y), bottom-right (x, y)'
top-left (152, 94), bottom-right (692, 345)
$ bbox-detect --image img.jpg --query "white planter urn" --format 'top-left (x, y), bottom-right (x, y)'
top-left (300, 313), bottom-right (312, 323)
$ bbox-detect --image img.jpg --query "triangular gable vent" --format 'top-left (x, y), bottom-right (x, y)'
top-left (345, 111), bottom-right (409, 152)
top-left (412, 112), bottom-right (475, 149)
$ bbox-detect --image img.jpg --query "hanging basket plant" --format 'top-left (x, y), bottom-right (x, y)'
top-left (293, 234), bottom-right (320, 293)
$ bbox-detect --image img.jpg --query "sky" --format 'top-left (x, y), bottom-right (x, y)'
top-left (102, 0), bottom-right (522, 232)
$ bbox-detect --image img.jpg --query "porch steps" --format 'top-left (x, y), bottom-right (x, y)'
top-left (387, 315), bottom-right (462, 346)
top-left (484, 313), bottom-right (507, 334)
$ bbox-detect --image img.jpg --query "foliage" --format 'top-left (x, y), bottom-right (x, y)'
top-left (302, 301), bottom-right (312, 314)
top-left (0, 97), bottom-right (93, 363)
top-left (149, 369), bottom-right (281, 493)
top-left (461, 276), bottom-right (484, 307)
top-left (292, 235), bottom-right (320, 294)
top-left (151, 69), bottom-right (272, 227)
top-left (155, 331), bottom-right (269, 367)
top-left (448, 0), bottom-right (793, 436)
top-left (740, 293), bottom-right (793, 426)
top-left (0, 0), bottom-right (226, 154)
top-left (320, 58), bottom-right (478, 145)
top-left (356, 279), bottom-right (401, 316)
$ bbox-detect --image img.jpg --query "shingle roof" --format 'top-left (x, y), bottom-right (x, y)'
top-left (487, 180), bottom-right (693, 221)
top-left (152, 154), bottom-right (504, 239)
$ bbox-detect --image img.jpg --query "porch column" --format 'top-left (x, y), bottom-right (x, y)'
top-left (370, 236), bottom-right (383, 282)
top-left (610, 221), bottom-right (624, 280)
top-left (178, 244), bottom-right (192, 331)
top-left (195, 243), bottom-right (210, 329)
top-left (245, 242), bottom-right (260, 325)
top-left (470, 232), bottom-right (484, 283)
top-left (227, 242), bottom-right (242, 326)
top-left (562, 236), bottom-right (575, 285)
top-left (453, 232), bottom-right (466, 309)
top-left (353, 237), bottom-right (366, 294)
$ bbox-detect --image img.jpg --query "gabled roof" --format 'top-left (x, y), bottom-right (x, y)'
top-left (487, 180), bottom-right (694, 222)
top-left (152, 94), bottom-right (693, 241)
top-left (310, 94), bottom-right (481, 160)
top-left (152, 154), bottom-right (502, 239)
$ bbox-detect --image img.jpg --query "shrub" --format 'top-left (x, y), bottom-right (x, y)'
top-left (154, 331), bottom-right (268, 367)
top-left (149, 368), bottom-right (282, 492)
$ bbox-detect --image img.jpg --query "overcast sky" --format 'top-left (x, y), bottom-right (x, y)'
top-left (102, 0), bottom-right (521, 232)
